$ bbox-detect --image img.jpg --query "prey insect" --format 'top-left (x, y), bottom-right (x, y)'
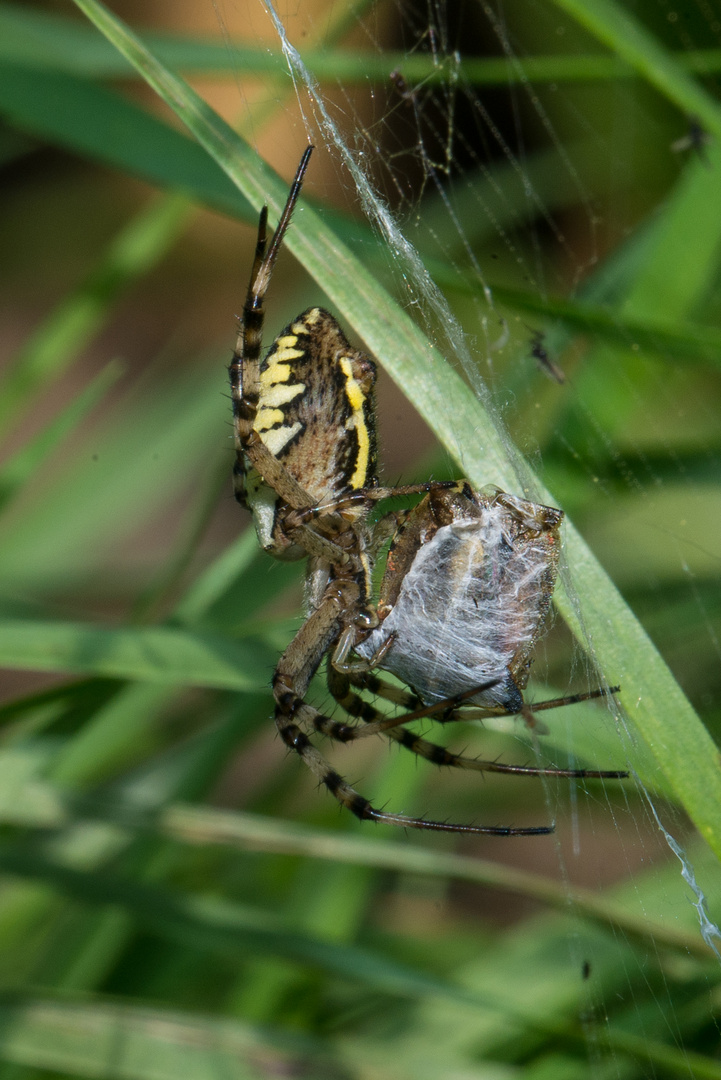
top-left (528, 328), bottom-right (565, 385)
top-left (354, 483), bottom-right (620, 734)
top-left (230, 146), bottom-right (627, 836)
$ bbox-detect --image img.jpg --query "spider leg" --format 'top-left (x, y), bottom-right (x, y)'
top-left (312, 672), bottom-right (500, 741)
top-left (230, 148), bottom-right (322, 517)
top-left (249, 147), bottom-right (314, 305)
top-left (341, 669), bottom-right (528, 722)
top-left (326, 667), bottom-right (628, 780)
top-left (347, 668), bottom-right (424, 711)
top-left (290, 480), bottom-right (458, 524)
top-left (330, 668), bottom-right (570, 732)
top-left (274, 596), bottom-right (554, 836)
top-left (229, 152), bottom-right (362, 567)
top-left (524, 687), bottom-right (621, 713)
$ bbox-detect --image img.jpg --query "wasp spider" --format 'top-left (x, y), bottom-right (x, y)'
top-left (230, 147), bottom-right (626, 836)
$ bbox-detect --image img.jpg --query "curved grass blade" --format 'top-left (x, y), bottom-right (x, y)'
top-left (0, 361), bottom-right (122, 513)
top-left (557, 0), bottom-right (721, 141)
top-left (67, 0), bottom-right (721, 864)
top-left (0, 995), bottom-right (341, 1080)
top-left (0, 59), bottom-right (251, 219)
top-left (5, 2), bottom-right (721, 87)
top-left (0, 620), bottom-right (274, 691)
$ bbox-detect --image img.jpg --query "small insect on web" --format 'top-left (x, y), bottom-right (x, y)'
top-left (528, 327), bottom-right (565, 385)
top-left (230, 146), bottom-right (628, 836)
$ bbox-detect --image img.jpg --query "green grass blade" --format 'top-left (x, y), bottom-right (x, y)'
top-left (562, 138), bottom-right (721, 438)
top-left (145, 806), bottom-right (720, 958)
top-left (0, 371), bottom-right (223, 590)
top-left (0, 995), bottom-right (335, 1080)
top-left (0, 844), bottom-right (530, 1010)
top-left (478, 284), bottom-right (721, 372)
top-left (0, 768), bottom-right (697, 955)
top-left (5, 2), bottom-right (721, 88)
top-left (0, 620), bottom-right (273, 690)
top-left (0, 844), bottom-right (714, 1075)
top-left (67, 0), bottom-right (721, 864)
top-left (48, 683), bottom-right (178, 787)
top-left (172, 529), bottom-right (260, 627)
top-left (0, 59), bottom-right (250, 219)
top-left (557, 0), bottom-right (721, 140)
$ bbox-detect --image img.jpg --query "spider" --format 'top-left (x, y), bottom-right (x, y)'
top-left (230, 146), bottom-right (627, 836)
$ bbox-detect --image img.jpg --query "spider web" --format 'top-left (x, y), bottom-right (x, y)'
top-left (211, 0), bottom-right (721, 1073)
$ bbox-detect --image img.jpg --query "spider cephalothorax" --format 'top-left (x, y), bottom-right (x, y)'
top-left (230, 146), bottom-right (626, 835)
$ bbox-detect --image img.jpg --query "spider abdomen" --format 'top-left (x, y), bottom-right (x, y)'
top-left (242, 306), bottom-right (379, 557)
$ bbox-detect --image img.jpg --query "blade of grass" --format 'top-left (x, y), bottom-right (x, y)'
top-left (2, 838), bottom-right (712, 1080)
top-left (4, 2), bottom-right (721, 86)
top-left (0, 842), bottom-right (554, 1015)
top-left (0, 995), bottom-right (335, 1080)
top-left (172, 528), bottom-right (261, 627)
top-left (130, 456), bottom-right (230, 625)
top-left (12, 48), bottom-right (718, 385)
top-left (67, 0), bottom-right (721, 864)
top-left (0, 699), bottom-right (283, 1010)
top-left (481, 284), bottom-right (721, 372)
top-left (0, 746), bottom-right (703, 958)
top-left (157, 807), bottom-right (719, 957)
top-left (0, 369), bottom-right (223, 589)
top-left (0, 620), bottom-right (274, 690)
top-left (405, 902), bottom-right (721, 1078)
top-left (116, 803), bottom-right (721, 958)
top-left (555, 139), bottom-right (721, 452)
top-left (0, 841), bottom-right (715, 1075)
top-left (0, 678), bottom-right (116, 731)
top-left (47, 683), bottom-right (178, 787)
top-left (556, 0), bottom-right (721, 140)
top-left (0, 60), bottom-right (250, 219)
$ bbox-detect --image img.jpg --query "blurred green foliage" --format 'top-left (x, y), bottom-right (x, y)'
top-left (0, 1), bottom-right (720, 1076)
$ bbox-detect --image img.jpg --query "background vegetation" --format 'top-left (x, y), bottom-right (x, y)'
top-left (0, 0), bottom-right (720, 1076)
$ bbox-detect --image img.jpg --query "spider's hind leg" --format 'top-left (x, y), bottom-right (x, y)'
top-left (336, 664), bottom-right (425, 713)
top-left (326, 666), bottom-right (628, 781)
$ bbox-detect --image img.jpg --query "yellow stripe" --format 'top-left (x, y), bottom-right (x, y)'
top-left (292, 308), bottom-right (321, 334)
top-left (339, 355), bottom-right (370, 490)
top-left (261, 421), bottom-right (303, 456)
top-left (261, 336), bottom-right (304, 386)
top-left (260, 382), bottom-right (305, 408)
top-left (254, 407), bottom-right (285, 431)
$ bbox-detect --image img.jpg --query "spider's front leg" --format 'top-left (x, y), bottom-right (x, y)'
top-left (286, 480), bottom-right (459, 527)
top-left (229, 149), bottom-right (324, 534)
top-left (230, 148), bottom-right (381, 566)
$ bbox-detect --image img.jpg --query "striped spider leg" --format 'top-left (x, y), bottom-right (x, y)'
top-left (231, 148), bottom-right (550, 835)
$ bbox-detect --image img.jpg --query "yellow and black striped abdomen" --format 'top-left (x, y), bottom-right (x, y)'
top-left (254, 307), bottom-right (378, 505)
